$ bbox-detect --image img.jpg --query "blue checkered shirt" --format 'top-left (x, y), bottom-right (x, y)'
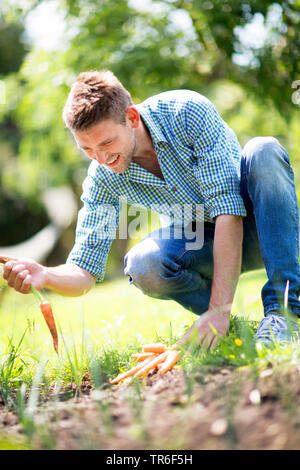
top-left (67, 90), bottom-right (246, 281)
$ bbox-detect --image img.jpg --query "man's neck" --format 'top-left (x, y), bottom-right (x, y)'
top-left (132, 119), bottom-right (164, 180)
top-left (133, 118), bottom-right (155, 159)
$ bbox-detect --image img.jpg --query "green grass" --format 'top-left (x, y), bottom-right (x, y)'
top-left (1, 267), bottom-right (300, 449)
top-left (0, 268), bottom-right (268, 394)
top-left (0, 268), bottom-right (267, 350)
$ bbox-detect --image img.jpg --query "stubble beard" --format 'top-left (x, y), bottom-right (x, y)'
top-left (110, 129), bottom-right (137, 174)
top-left (122, 134), bottom-right (137, 172)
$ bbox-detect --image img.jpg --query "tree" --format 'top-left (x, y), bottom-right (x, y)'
top-left (163, 0), bottom-right (300, 116)
top-left (0, 0), bottom-right (299, 267)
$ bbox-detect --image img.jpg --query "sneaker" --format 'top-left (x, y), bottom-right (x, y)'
top-left (254, 311), bottom-right (300, 345)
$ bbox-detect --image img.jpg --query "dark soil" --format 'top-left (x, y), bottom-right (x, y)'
top-left (1, 365), bottom-right (300, 449)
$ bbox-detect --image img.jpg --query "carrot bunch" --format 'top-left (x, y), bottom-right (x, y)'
top-left (109, 343), bottom-right (180, 384)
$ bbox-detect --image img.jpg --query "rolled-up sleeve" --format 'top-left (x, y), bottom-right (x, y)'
top-left (66, 164), bottom-right (120, 282)
top-left (187, 98), bottom-right (247, 220)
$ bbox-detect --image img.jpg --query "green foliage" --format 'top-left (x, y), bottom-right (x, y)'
top-left (62, 0), bottom-right (202, 97)
top-left (166, 0), bottom-right (300, 115)
top-left (0, 328), bottom-right (36, 408)
top-left (1, 0), bottom-right (39, 22)
top-left (0, 0), bottom-right (299, 257)
top-left (2, 49), bottom-right (86, 200)
top-left (1, 278), bottom-right (300, 448)
top-left (0, 21), bottom-right (29, 74)
top-left (2, 0), bottom-right (299, 190)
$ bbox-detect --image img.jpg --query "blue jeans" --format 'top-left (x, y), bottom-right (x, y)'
top-left (124, 137), bottom-right (300, 317)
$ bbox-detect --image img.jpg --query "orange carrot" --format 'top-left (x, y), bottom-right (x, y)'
top-left (142, 343), bottom-right (166, 354)
top-left (30, 286), bottom-right (59, 355)
top-left (40, 300), bottom-right (59, 355)
top-left (157, 350), bottom-right (180, 375)
top-left (134, 351), bottom-right (169, 377)
top-left (0, 261), bottom-right (59, 355)
top-left (132, 352), bottom-right (157, 361)
top-left (109, 357), bottom-right (154, 384)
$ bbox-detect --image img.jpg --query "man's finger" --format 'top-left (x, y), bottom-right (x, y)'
top-left (6, 263), bottom-right (26, 285)
top-left (202, 332), bottom-right (215, 350)
top-left (20, 274), bottom-right (33, 294)
top-left (210, 335), bottom-right (220, 350)
top-left (201, 333), bottom-right (210, 350)
top-left (3, 260), bottom-right (17, 279)
top-left (15, 269), bottom-right (29, 291)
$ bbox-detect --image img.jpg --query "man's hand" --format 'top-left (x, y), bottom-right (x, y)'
top-left (2, 256), bottom-right (47, 294)
top-left (175, 214), bottom-right (242, 351)
top-left (0, 255), bottom-right (95, 297)
top-left (175, 308), bottom-right (230, 351)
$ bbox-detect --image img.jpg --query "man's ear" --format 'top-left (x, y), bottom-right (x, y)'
top-left (126, 106), bottom-right (140, 129)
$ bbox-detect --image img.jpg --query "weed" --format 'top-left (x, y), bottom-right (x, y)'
top-left (16, 358), bottom-right (47, 445)
top-left (0, 328), bottom-right (37, 409)
top-left (0, 276), bottom-right (299, 450)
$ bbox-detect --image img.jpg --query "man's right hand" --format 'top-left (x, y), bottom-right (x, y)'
top-left (1, 256), bottom-right (47, 294)
top-left (1, 256), bottom-right (96, 297)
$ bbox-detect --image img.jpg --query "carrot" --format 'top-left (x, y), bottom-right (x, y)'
top-left (142, 343), bottom-right (166, 354)
top-left (157, 350), bottom-right (180, 375)
top-left (0, 259), bottom-right (59, 355)
top-left (109, 357), bottom-right (154, 384)
top-left (132, 352), bottom-right (157, 361)
top-left (31, 286), bottom-right (59, 355)
top-left (134, 351), bottom-right (169, 377)
top-left (109, 347), bottom-right (180, 384)
top-left (40, 300), bottom-right (59, 355)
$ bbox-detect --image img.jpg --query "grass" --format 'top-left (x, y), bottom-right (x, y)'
top-left (1, 268), bottom-right (300, 449)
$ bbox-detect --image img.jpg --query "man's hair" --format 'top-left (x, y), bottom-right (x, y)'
top-left (62, 70), bottom-right (133, 131)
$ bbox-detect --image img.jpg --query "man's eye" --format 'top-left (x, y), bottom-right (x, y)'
top-left (82, 149), bottom-right (94, 158)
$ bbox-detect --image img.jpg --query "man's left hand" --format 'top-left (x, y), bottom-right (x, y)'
top-left (175, 308), bottom-right (230, 351)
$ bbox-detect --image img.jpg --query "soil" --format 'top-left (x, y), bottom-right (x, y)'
top-left (1, 365), bottom-right (300, 450)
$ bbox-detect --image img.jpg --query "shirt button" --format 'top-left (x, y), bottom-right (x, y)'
top-left (171, 186), bottom-right (177, 192)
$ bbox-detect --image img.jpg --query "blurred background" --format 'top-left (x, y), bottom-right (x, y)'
top-left (0, 0), bottom-right (299, 281)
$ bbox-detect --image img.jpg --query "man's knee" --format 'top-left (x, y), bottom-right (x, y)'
top-left (243, 136), bottom-right (291, 183)
top-left (124, 238), bottom-right (177, 297)
top-left (243, 136), bottom-right (280, 160)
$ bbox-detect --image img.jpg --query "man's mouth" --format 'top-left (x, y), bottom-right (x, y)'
top-left (106, 154), bottom-right (120, 167)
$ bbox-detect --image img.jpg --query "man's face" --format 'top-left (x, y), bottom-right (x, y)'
top-left (73, 115), bottom-right (137, 173)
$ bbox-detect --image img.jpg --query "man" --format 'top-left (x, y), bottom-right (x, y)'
top-left (2, 70), bottom-right (300, 348)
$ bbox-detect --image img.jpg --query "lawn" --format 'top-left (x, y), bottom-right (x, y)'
top-left (1, 268), bottom-right (300, 450)
top-left (0, 268), bottom-right (267, 353)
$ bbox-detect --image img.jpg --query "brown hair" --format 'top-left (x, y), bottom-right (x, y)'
top-left (62, 70), bottom-right (133, 131)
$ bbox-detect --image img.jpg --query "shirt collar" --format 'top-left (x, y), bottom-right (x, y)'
top-left (121, 103), bottom-right (167, 185)
top-left (135, 103), bottom-right (168, 145)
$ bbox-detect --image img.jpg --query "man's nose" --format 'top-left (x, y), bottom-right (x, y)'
top-left (94, 150), bottom-right (106, 164)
